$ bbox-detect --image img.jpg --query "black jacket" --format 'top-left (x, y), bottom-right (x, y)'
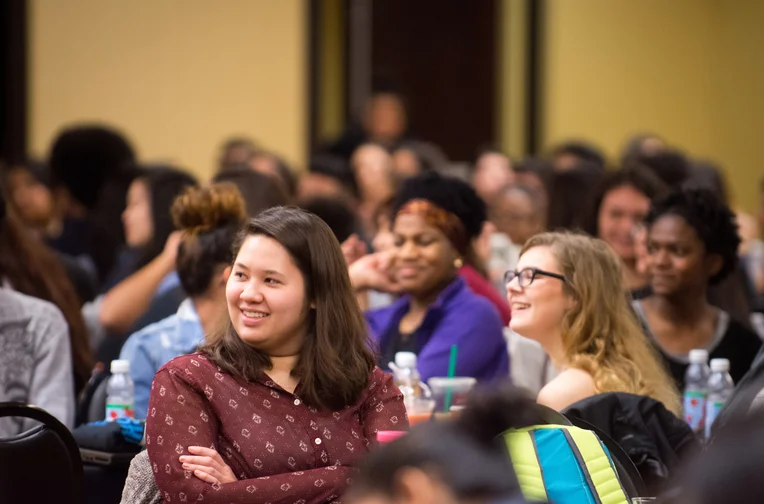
top-left (564, 393), bottom-right (700, 494)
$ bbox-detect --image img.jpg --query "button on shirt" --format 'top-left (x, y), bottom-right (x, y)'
top-left (120, 299), bottom-right (204, 419)
top-left (146, 353), bottom-right (407, 504)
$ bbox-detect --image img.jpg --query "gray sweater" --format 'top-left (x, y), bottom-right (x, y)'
top-left (0, 288), bottom-right (75, 435)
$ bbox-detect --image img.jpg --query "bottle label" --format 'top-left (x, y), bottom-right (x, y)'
top-left (705, 400), bottom-right (725, 439)
top-left (683, 390), bottom-right (707, 431)
top-left (106, 403), bottom-right (135, 421)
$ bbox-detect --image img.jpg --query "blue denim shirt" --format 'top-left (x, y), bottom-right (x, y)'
top-left (119, 299), bottom-right (203, 418)
top-left (365, 276), bottom-right (509, 382)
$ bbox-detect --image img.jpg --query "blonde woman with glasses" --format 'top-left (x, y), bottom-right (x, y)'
top-left (505, 231), bottom-right (680, 413)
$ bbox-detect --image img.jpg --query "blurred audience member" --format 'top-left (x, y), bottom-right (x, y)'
top-left (550, 141), bottom-right (605, 173)
top-left (470, 147), bottom-right (515, 204)
top-left (297, 153), bottom-right (358, 206)
top-left (0, 192), bottom-right (93, 397)
top-left (637, 149), bottom-right (691, 189)
top-left (684, 159), bottom-right (729, 204)
top-left (213, 166), bottom-right (290, 217)
top-left (514, 157), bottom-right (553, 205)
top-left (2, 159), bottom-right (55, 234)
top-left (97, 166), bottom-right (198, 337)
top-left (507, 231), bottom-right (679, 413)
top-left (328, 90), bottom-right (410, 160)
top-left (301, 197), bottom-right (359, 244)
top-left (547, 168), bottom-right (604, 231)
top-left (249, 151), bottom-right (297, 199)
top-left (47, 124), bottom-right (136, 282)
top-left (584, 165), bottom-right (668, 296)
top-left (360, 172), bottom-right (509, 381)
top-left (0, 289), bottom-right (76, 434)
top-left (347, 384), bottom-right (541, 504)
top-left (217, 136), bottom-right (258, 171)
top-left (352, 143), bottom-right (398, 237)
top-left (392, 141), bottom-right (447, 179)
top-left (120, 183), bottom-right (246, 418)
top-left (620, 132), bottom-right (666, 163)
top-left (633, 189), bottom-right (761, 389)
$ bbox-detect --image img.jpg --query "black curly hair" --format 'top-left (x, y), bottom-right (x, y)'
top-left (645, 188), bottom-right (740, 285)
top-left (391, 171), bottom-right (487, 242)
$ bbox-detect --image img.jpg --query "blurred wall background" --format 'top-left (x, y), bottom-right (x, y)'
top-left (28, 0), bottom-right (306, 178)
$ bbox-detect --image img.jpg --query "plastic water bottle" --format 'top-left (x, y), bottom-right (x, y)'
top-left (705, 358), bottom-right (734, 439)
top-left (393, 352), bottom-right (422, 399)
top-left (683, 349), bottom-right (710, 435)
top-left (106, 359), bottom-right (135, 421)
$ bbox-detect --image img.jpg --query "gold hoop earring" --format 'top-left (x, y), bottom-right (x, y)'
top-left (454, 258), bottom-right (464, 269)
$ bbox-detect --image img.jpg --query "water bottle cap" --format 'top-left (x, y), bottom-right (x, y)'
top-left (688, 349), bottom-right (709, 364)
top-left (395, 352), bottom-right (417, 369)
top-left (110, 359), bottom-right (130, 374)
top-left (710, 358), bottom-right (730, 372)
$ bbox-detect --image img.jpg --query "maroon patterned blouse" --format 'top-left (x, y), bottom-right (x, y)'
top-left (146, 353), bottom-right (407, 503)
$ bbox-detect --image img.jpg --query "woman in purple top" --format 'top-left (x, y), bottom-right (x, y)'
top-left (358, 172), bottom-right (509, 382)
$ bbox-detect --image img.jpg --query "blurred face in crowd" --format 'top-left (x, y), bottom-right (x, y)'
top-left (122, 178), bottom-right (154, 248)
top-left (492, 187), bottom-right (542, 246)
top-left (5, 167), bottom-right (54, 227)
top-left (597, 184), bottom-right (651, 263)
top-left (507, 246), bottom-right (573, 344)
top-left (472, 153), bottom-right (514, 203)
top-left (297, 173), bottom-right (350, 204)
top-left (226, 235), bottom-right (311, 355)
top-left (639, 136), bottom-right (666, 157)
top-left (392, 148), bottom-right (421, 179)
top-left (645, 215), bottom-right (721, 297)
top-left (392, 213), bottom-right (460, 300)
top-left (365, 93), bottom-right (407, 144)
top-left (352, 144), bottom-right (395, 205)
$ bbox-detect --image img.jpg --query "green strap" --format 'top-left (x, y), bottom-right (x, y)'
top-left (565, 427), bottom-right (629, 504)
top-left (503, 431), bottom-right (549, 502)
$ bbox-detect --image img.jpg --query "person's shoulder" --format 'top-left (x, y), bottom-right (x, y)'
top-left (442, 287), bottom-right (503, 326)
top-left (3, 290), bottom-right (67, 329)
top-left (724, 316), bottom-right (762, 345)
top-left (537, 368), bottom-right (595, 411)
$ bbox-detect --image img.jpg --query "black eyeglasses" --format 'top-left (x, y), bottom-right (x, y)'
top-left (504, 268), bottom-right (567, 288)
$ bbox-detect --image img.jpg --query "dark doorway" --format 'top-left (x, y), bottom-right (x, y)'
top-left (0, 0), bottom-right (27, 165)
top-left (370, 0), bottom-right (497, 161)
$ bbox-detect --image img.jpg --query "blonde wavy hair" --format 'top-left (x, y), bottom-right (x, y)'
top-left (521, 231), bottom-right (681, 414)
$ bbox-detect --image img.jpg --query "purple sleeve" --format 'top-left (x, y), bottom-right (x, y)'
top-left (416, 300), bottom-right (509, 382)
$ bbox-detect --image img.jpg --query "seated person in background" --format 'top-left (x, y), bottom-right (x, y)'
top-left (351, 143), bottom-right (398, 239)
top-left (146, 207), bottom-right (407, 503)
top-left (632, 189), bottom-right (761, 388)
top-left (300, 196), bottom-right (360, 244)
top-left (120, 183), bottom-right (247, 418)
top-left (507, 231), bottom-right (680, 413)
top-left (360, 172), bottom-right (509, 381)
top-left (0, 192), bottom-right (93, 397)
top-left (98, 166), bottom-right (198, 331)
top-left (583, 165), bottom-right (668, 297)
top-left (470, 146), bottom-right (515, 204)
top-left (0, 288), bottom-right (75, 434)
top-left (549, 141), bottom-right (605, 173)
top-left (346, 384), bottom-right (539, 504)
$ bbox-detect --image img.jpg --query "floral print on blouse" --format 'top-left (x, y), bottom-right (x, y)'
top-left (146, 352), bottom-right (407, 503)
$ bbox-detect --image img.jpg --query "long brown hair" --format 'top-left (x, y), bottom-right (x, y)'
top-left (201, 206), bottom-right (376, 410)
top-left (0, 211), bottom-right (94, 395)
top-left (521, 231), bottom-right (680, 414)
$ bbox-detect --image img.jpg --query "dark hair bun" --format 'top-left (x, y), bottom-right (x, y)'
top-left (172, 182), bottom-right (246, 234)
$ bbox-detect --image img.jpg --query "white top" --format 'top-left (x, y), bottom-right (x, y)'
top-left (395, 351), bottom-right (417, 369)
top-left (710, 358), bottom-right (730, 373)
top-left (689, 349), bottom-right (710, 364)
top-left (111, 359), bottom-right (131, 374)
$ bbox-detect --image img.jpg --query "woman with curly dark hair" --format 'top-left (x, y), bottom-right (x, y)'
top-left (632, 189), bottom-right (761, 389)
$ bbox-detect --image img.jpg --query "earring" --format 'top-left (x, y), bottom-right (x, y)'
top-left (454, 257), bottom-right (464, 269)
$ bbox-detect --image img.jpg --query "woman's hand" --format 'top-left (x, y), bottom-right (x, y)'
top-left (179, 446), bottom-right (237, 485)
top-left (349, 251), bottom-right (401, 294)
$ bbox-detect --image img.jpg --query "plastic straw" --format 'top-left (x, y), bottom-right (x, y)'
top-left (444, 345), bottom-right (458, 412)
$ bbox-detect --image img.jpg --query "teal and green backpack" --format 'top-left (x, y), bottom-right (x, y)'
top-left (502, 425), bottom-right (631, 504)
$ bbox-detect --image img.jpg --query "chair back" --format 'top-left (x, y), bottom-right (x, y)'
top-left (0, 402), bottom-right (84, 504)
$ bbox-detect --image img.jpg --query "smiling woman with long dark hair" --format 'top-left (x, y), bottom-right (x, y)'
top-left (145, 207), bottom-right (406, 503)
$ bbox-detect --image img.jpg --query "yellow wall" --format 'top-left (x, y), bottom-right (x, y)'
top-left (29, 0), bottom-right (306, 179)
top-left (540, 0), bottom-right (763, 212)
